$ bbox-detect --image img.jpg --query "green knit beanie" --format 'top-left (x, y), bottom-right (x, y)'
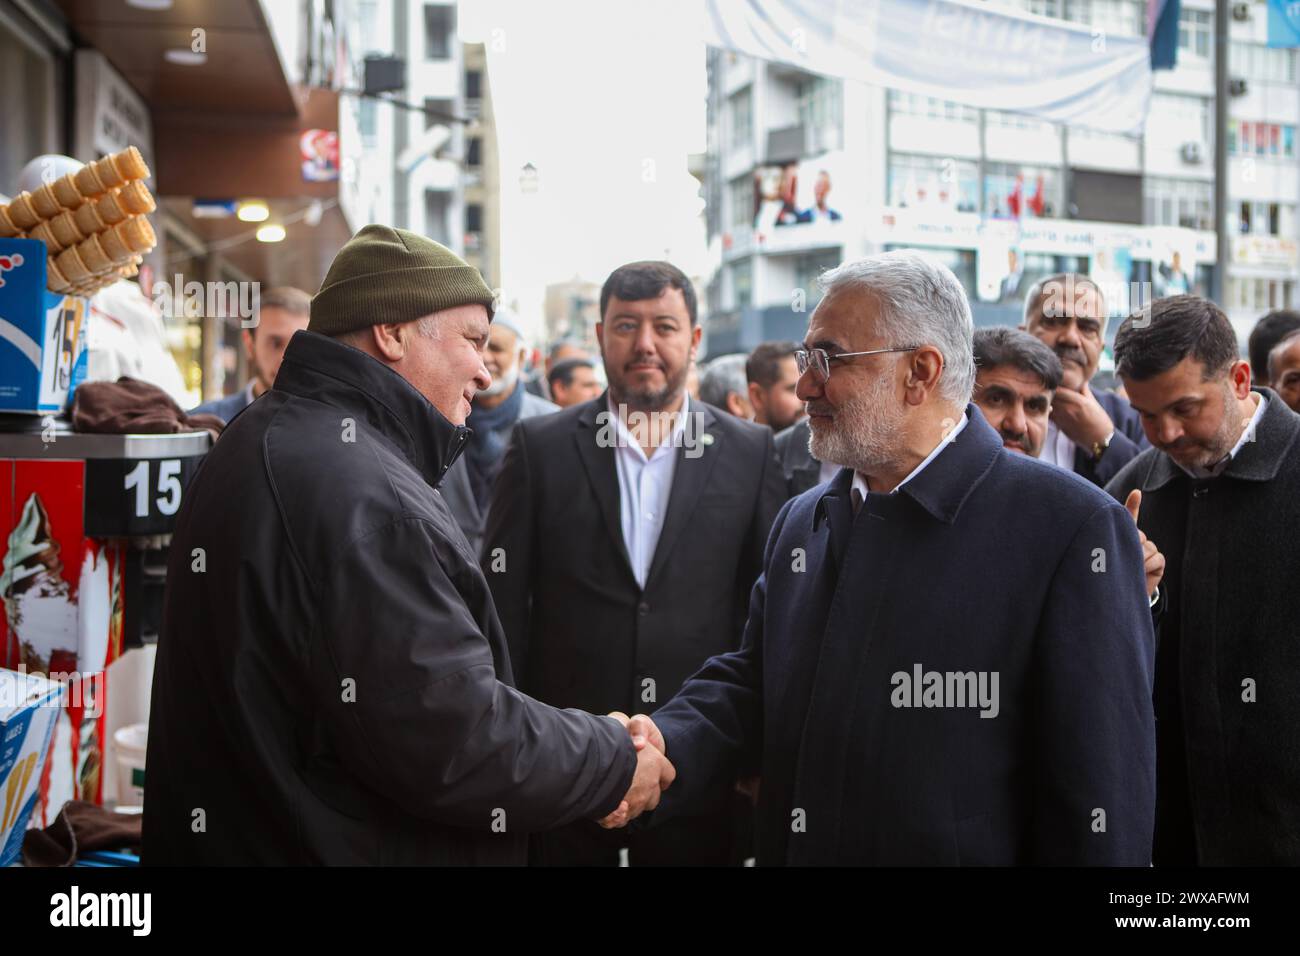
top-left (309, 224), bottom-right (495, 335)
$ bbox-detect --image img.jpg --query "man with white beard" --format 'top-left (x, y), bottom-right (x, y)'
top-left (609, 250), bottom-right (1159, 865)
top-left (447, 307), bottom-right (558, 548)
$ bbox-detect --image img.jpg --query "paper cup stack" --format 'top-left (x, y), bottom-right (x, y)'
top-left (0, 146), bottom-right (156, 297)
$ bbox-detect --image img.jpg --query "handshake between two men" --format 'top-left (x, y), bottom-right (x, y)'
top-left (599, 712), bottom-right (672, 829)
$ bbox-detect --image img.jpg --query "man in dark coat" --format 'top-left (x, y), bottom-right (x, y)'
top-left (484, 260), bottom-right (786, 865)
top-left (143, 226), bottom-right (670, 865)
top-left (773, 417), bottom-right (828, 498)
top-left (1106, 294), bottom-right (1300, 865)
top-left (613, 250), bottom-right (1157, 865)
top-left (1022, 273), bottom-right (1147, 485)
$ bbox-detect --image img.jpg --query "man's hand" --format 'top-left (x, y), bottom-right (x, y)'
top-left (598, 741), bottom-right (675, 829)
top-left (1125, 489), bottom-right (1165, 600)
top-left (599, 713), bottom-right (672, 828)
top-left (1050, 383), bottom-right (1114, 452)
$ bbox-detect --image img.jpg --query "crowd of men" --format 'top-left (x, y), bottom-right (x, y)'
top-left (144, 225), bottom-right (1300, 867)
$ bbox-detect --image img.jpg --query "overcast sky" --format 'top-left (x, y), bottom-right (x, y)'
top-left (460, 0), bottom-right (711, 338)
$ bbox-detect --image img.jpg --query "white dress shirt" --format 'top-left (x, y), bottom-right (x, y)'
top-left (608, 393), bottom-right (690, 588)
top-left (851, 411), bottom-right (969, 501)
top-left (1040, 419), bottom-right (1075, 469)
top-left (818, 457), bottom-right (840, 486)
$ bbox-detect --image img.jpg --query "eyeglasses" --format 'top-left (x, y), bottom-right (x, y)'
top-left (794, 346), bottom-right (920, 384)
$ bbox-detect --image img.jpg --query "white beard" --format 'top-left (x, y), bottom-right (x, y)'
top-left (809, 370), bottom-right (907, 476)
top-left (480, 361), bottom-right (519, 398)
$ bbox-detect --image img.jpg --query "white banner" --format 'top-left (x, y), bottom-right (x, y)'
top-left (702, 0), bottom-right (1152, 134)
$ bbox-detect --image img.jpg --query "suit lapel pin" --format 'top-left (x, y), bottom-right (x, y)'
top-left (701, 433), bottom-right (714, 446)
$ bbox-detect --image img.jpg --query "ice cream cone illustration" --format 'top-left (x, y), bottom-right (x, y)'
top-left (1, 494), bottom-right (76, 675)
top-left (2, 753), bottom-right (38, 832)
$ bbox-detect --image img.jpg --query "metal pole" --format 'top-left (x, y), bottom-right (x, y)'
top-left (1213, 0), bottom-right (1230, 304)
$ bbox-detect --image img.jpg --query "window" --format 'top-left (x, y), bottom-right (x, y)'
top-left (1229, 122), bottom-right (1297, 158)
top-left (1178, 8), bottom-right (1212, 60)
top-left (732, 258), bottom-right (753, 309)
top-left (984, 162), bottom-right (1059, 219)
top-left (358, 1), bottom-right (379, 54)
top-left (423, 4), bottom-right (453, 60)
top-left (1236, 200), bottom-right (1295, 236)
top-left (888, 90), bottom-right (978, 123)
top-left (1229, 41), bottom-right (1297, 83)
top-left (729, 174), bottom-right (753, 228)
top-left (466, 137), bottom-right (482, 167)
top-left (888, 153), bottom-right (979, 212)
top-left (794, 250), bottom-right (842, 307)
top-left (1231, 278), bottom-right (1295, 313)
top-left (1088, 0), bottom-right (1142, 36)
top-left (728, 88), bottom-right (752, 150)
top-left (359, 97), bottom-right (376, 145)
top-left (423, 97), bottom-right (453, 130)
top-left (798, 76), bottom-right (842, 136)
top-left (423, 190), bottom-right (450, 244)
top-left (465, 203), bottom-right (482, 233)
top-left (465, 69), bottom-right (482, 100)
top-left (986, 109), bottom-right (1055, 134)
top-left (1145, 177), bottom-right (1213, 231)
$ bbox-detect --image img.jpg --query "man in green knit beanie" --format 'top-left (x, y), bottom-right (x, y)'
top-left (144, 225), bottom-right (673, 865)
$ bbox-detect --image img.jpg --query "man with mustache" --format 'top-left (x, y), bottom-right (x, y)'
top-left (975, 327), bottom-right (1167, 603)
top-left (1106, 294), bottom-right (1300, 865)
top-left (1022, 273), bottom-right (1147, 486)
top-left (483, 260), bottom-right (785, 865)
top-left (972, 327), bottom-right (1061, 458)
top-left (609, 251), bottom-right (1157, 864)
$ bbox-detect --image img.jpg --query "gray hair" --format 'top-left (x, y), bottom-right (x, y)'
top-left (699, 353), bottom-right (749, 408)
top-left (333, 314), bottom-right (442, 349)
top-left (818, 249), bottom-right (976, 406)
top-left (1022, 272), bottom-right (1107, 331)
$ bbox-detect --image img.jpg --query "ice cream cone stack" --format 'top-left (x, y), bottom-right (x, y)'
top-left (0, 144), bottom-right (158, 295)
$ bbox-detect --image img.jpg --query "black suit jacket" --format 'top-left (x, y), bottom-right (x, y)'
top-left (772, 418), bottom-right (822, 498)
top-left (483, 393), bottom-right (786, 725)
top-left (1070, 388), bottom-right (1148, 486)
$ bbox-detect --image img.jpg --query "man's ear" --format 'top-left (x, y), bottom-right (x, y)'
top-left (747, 380), bottom-right (764, 413)
top-left (370, 322), bottom-right (408, 363)
top-left (1229, 358), bottom-right (1252, 399)
top-left (690, 323), bottom-right (703, 358)
top-left (241, 328), bottom-right (256, 360)
top-left (904, 345), bottom-right (945, 406)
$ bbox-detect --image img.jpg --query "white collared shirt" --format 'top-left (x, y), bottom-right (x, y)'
top-left (608, 393), bottom-right (690, 588)
top-left (818, 458), bottom-right (840, 486)
top-left (851, 411), bottom-right (969, 501)
top-left (1041, 419), bottom-right (1075, 468)
top-left (1176, 391), bottom-right (1266, 480)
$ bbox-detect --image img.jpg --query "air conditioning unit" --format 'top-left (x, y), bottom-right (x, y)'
top-left (1180, 142), bottom-right (1204, 164)
top-left (1232, 2), bottom-right (1251, 21)
top-left (1229, 77), bottom-right (1249, 97)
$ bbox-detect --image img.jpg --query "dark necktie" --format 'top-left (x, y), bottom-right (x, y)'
top-left (851, 486), bottom-right (864, 517)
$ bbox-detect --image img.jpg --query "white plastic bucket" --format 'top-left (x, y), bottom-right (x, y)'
top-left (113, 723), bottom-right (148, 808)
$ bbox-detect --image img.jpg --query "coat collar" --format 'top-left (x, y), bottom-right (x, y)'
top-left (1139, 387), bottom-right (1300, 491)
top-left (272, 330), bottom-right (471, 486)
top-left (813, 404), bottom-right (1002, 530)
